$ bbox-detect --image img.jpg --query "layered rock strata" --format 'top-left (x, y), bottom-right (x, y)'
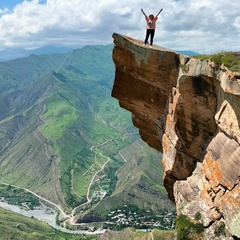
top-left (111, 33), bottom-right (240, 239)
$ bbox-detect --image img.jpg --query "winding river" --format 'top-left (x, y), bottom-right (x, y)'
top-left (0, 201), bottom-right (105, 235)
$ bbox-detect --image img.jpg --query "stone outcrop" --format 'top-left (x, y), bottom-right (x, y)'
top-left (111, 33), bottom-right (240, 239)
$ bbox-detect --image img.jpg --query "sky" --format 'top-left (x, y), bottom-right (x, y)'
top-left (0, 0), bottom-right (239, 53)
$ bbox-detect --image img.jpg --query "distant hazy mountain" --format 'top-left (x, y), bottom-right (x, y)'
top-left (0, 45), bottom-right (174, 222)
top-left (176, 50), bottom-right (200, 56)
top-left (0, 45), bottom-right (199, 62)
top-left (0, 46), bottom-right (74, 62)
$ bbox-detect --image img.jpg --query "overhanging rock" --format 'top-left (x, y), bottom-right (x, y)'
top-left (111, 32), bottom-right (240, 238)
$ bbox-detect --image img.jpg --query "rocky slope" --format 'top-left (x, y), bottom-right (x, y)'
top-left (111, 33), bottom-right (240, 239)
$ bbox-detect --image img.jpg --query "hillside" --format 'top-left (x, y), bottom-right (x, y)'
top-left (0, 44), bottom-right (174, 228)
top-left (0, 207), bottom-right (95, 240)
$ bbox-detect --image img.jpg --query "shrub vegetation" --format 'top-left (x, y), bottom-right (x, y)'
top-left (176, 214), bottom-right (204, 240)
top-left (194, 51), bottom-right (240, 72)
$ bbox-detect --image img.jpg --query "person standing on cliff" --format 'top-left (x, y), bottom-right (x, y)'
top-left (141, 8), bottom-right (163, 48)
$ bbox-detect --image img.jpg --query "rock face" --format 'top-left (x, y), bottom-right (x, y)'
top-left (111, 33), bottom-right (240, 239)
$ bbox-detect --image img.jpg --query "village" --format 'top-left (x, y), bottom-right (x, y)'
top-left (104, 204), bottom-right (176, 230)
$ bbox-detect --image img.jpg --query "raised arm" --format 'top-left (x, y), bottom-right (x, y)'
top-left (156, 8), bottom-right (163, 17)
top-left (141, 8), bottom-right (147, 18)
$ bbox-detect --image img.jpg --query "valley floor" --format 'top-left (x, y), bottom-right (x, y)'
top-left (0, 201), bottom-right (105, 235)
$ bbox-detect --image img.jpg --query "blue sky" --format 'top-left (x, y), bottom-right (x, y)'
top-left (0, 0), bottom-right (23, 10)
top-left (0, 0), bottom-right (239, 53)
top-left (0, 0), bottom-right (46, 11)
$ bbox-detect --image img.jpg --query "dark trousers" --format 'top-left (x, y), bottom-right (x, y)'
top-left (144, 29), bottom-right (155, 45)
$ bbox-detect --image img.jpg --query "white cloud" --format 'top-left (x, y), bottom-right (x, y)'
top-left (0, 0), bottom-right (239, 53)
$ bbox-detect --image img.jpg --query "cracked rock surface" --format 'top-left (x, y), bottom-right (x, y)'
top-left (111, 33), bottom-right (240, 239)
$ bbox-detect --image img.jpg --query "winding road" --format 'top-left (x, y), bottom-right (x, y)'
top-left (0, 131), bottom-right (139, 230)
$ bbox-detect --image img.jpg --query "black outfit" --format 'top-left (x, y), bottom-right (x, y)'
top-left (144, 29), bottom-right (155, 45)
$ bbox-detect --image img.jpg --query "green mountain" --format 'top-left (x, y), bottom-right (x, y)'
top-left (0, 45), bottom-right (174, 224)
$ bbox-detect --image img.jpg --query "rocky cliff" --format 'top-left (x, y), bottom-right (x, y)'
top-left (111, 33), bottom-right (240, 239)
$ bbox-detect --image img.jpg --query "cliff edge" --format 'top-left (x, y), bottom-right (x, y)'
top-left (111, 33), bottom-right (240, 239)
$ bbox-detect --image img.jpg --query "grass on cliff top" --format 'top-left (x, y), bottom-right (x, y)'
top-left (193, 51), bottom-right (240, 72)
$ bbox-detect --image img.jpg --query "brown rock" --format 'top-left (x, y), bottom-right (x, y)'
top-left (111, 33), bottom-right (240, 238)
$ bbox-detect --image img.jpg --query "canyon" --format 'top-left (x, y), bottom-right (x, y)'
top-left (0, 45), bottom-right (174, 230)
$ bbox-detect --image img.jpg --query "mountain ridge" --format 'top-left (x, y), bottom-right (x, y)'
top-left (0, 45), bottom-right (199, 62)
top-left (0, 46), bottom-right (74, 62)
top-left (0, 44), bottom-right (174, 228)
